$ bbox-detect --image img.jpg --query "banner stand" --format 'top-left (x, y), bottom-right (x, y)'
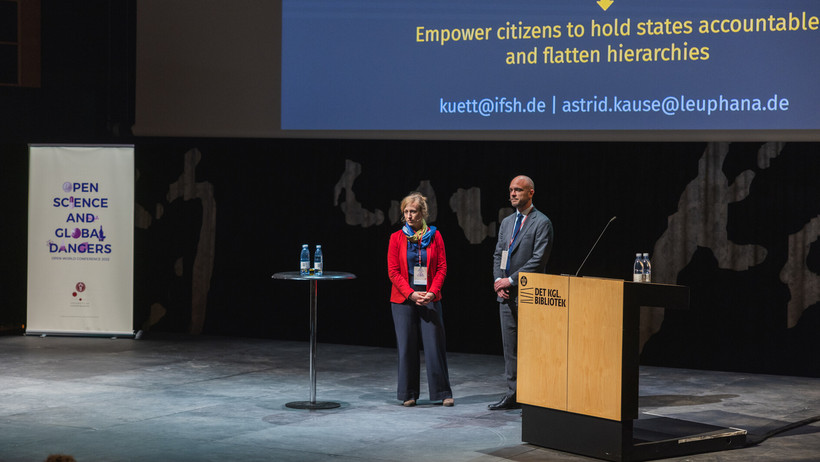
top-left (27, 145), bottom-right (135, 338)
top-left (24, 330), bottom-right (136, 339)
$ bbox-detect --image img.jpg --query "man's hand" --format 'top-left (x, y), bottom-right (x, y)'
top-left (494, 278), bottom-right (512, 299)
top-left (494, 277), bottom-right (512, 292)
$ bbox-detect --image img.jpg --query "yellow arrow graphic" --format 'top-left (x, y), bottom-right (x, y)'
top-left (598, 0), bottom-right (614, 11)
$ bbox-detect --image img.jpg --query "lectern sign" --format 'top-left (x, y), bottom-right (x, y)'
top-left (519, 277), bottom-right (568, 308)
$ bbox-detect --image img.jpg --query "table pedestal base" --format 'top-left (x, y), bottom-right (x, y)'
top-left (286, 401), bottom-right (341, 410)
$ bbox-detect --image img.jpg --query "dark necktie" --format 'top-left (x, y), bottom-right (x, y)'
top-left (506, 213), bottom-right (523, 274)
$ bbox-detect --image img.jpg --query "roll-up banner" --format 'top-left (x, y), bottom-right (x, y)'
top-left (27, 145), bottom-right (135, 337)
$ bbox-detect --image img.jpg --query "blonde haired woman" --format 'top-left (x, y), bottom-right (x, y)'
top-left (387, 192), bottom-right (454, 407)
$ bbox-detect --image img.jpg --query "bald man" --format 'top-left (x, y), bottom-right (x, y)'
top-left (489, 175), bottom-right (554, 410)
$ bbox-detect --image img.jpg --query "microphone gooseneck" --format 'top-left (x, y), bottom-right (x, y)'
top-left (575, 216), bottom-right (617, 277)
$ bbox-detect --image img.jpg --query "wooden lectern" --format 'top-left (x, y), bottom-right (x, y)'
top-left (517, 273), bottom-right (746, 461)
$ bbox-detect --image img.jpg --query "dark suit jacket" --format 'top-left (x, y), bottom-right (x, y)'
top-left (492, 207), bottom-right (554, 302)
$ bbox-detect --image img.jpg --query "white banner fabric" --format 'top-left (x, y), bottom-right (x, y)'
top-left (27, 145), bottom-right (135, 336)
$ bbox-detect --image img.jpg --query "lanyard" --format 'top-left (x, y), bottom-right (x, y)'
top-left (410, 240), bottom-right (428, 287)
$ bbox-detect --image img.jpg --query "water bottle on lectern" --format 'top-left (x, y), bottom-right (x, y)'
top-left (642, 252), bottom-right (652, 283)
top-left (300, 244), bottom-right (310, 275)
top-left (633, 253), bottom-right (644, 282)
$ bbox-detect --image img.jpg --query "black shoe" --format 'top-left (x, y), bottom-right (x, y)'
top-left (488, 394), bottom-right (520, 410)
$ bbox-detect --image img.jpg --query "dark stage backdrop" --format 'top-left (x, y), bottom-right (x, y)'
top-left (2, 140), bottom-right (819, 377)
top-left (117, 139), bottom-right (819, 377)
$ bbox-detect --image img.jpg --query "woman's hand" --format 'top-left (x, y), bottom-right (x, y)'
top-left (410, 291), bottom-right (435, 305)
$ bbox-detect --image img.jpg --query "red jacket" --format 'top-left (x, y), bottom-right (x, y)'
top-left (387, 228), bottom-right (447, 303)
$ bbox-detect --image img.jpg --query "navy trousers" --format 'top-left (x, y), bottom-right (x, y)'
top-left (391, 300), bottom-right (453, 401)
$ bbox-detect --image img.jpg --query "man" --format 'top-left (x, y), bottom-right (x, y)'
top-left (489, 175), bottom-right (554, 410)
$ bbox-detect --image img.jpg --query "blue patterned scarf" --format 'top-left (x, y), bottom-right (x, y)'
top-left (402, 221), bottom-right (436, 248)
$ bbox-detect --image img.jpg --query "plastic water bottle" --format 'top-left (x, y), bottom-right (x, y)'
top-left (314, 245), bottom-right (323, 276)
top-left (300, 244), bottom-right (310, 275)
top-left (642, 252), bottom-right (652, 283)
top-left (633, 253), bottom-right (644, 282)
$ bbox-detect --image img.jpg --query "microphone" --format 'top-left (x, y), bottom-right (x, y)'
top-left (575, 216), bottom-right (617, 277)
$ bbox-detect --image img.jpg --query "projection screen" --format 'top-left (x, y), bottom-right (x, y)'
top-left (134, 0), bottom-right (820, 141)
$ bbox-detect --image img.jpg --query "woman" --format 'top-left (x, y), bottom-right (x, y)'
top-left (387, 192), bottom-right (454, 407)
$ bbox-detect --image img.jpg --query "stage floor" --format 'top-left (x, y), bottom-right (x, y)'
top-left (0, 333), bottom-right (818, 461)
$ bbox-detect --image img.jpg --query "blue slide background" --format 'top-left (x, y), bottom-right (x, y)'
top-left (282, 0), bottom-right (820, 131)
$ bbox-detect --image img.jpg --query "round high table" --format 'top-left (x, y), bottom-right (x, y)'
top-left (272, 271), bottom-right (356, 410)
